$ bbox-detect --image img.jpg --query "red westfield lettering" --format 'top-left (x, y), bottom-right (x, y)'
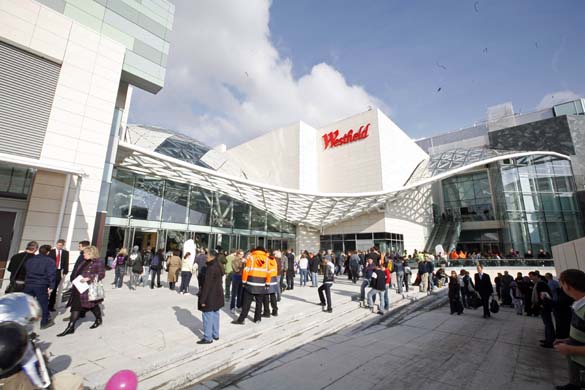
top-left (322, 123), bottom-right (370, 150)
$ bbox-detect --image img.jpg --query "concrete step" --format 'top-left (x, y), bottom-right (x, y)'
top-left (139, 288), bottom-right (445, 389)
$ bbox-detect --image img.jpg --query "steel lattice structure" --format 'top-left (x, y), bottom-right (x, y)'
top-left (116, 142), bottom-right (569, 229)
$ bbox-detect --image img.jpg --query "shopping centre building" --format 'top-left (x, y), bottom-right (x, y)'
top-left (1, 1), bottom-right (585, 274)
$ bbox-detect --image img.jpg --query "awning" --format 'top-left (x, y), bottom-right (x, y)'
top-left (0, 152), bottom-right (86, 177)
top-left (115, 142), bottom-right (569, 229)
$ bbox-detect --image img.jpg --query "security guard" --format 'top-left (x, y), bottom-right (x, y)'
top-left (232, 247), bottom-right (270, 324)
top-left (262, 253), bottom-right (279, 317)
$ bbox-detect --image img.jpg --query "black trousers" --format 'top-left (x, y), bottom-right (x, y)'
top-left (351, 268), bottom-right (359, 283)
top-left (286, 271), bottom-right (295, 289)
top-left (480, 293), bottom-right (490, 317)
top-left (263, 293), bottom-right (278, 314)
top-left (150, 268), bottom-right (161, 288)
top-left (318, 283), bottom-right (332, 310)
top-left (49, 271), bottom-right (63, 310)
top-left (238, 290), bottom-right (263, 322)
top-left (541, 304), bottom-right (556, 345)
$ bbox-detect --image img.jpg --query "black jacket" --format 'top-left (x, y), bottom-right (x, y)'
top-left (448, 279), bottom-right (461, 300)
top-left (286, 253), bottom-right (295, 274)
top-left (49, 248), bottom-right (69, 274)
top-left (309, 256), bottom-right (320, 273)
top-left (70, 254), bottom-right (85, 282)
top-left (7, 252), bottom-right (35, 283)
top-left (24, 254), bottom-right (56, 288)
top-left (474, 273), bottom-right (494, 296)
top-left (198, 259), bottom-right (224, 312)
top-left (370, 269), bottom-right (386, 290)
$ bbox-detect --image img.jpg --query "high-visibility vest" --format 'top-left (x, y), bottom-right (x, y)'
top-left (242, 250), bottom-right (271, 294)
top-left (267, 256), bottom-right (279, 293)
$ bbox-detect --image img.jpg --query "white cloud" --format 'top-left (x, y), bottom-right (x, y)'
top-left (536, 90), bottom-right (580, 110)
top-left (129, 0), bottom-right (384, 147)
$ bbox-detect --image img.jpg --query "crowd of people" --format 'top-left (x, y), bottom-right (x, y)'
top-left (8, 239), bottom-right (585, 388)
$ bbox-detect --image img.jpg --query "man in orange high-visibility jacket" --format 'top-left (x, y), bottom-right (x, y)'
top-left (232, 247), bottom-right (271, 325)
top-left (262, 253), bottom-right (279, 317)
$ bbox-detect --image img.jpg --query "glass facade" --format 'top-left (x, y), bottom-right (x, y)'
top-left (105, 168), bottom-right (296, 253)
top-left (319, 232), bottom-right (404, 254)
top-left (0, 165), bottom-right (34, 199)
top-left (491, 155), bottom-right (584, 253)
top-left (442, 171), bottom-right (494, 221)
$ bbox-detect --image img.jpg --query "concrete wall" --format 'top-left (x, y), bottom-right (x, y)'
top-left (225, 122), bottom-right (301, 189)
top-left (0, 0), bottom-right (125, 256)
top-left (317, 110), bottom-right (382, 193)
top-left (298, 122), bottom-right (318, 192)
top-left (322, 212), bottom-right (386, 235)
top-left (295, 225), bottom-right (320, 253)
top-left (377, 110), bottom-right (428, 190)
top-left (552, 236), bottom-right (585, 275)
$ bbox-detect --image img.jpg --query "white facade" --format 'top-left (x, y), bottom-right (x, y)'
top-left (218, 108), bottom-right (430, 252)
top-left (0, 0), bottom-right (125, 257)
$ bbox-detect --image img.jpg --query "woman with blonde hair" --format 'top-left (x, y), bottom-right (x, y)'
top-left (58, 245), bottom-right (106, 336)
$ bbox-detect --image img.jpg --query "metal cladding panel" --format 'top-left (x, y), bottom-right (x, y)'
top-left (0, 42), bottom-right (60, 159)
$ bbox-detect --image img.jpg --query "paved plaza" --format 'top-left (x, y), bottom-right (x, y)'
top-left (196, 297), bottom-right (568, 390)
top-left (40, 270), bottom-right (433, 389)
top-left (34, 266), bottom-right (556, 389)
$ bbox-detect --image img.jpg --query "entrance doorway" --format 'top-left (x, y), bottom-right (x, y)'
top-left (133, 229), bottom-right (157, 251)
top-left (0, 211), bottom-right (16, 281)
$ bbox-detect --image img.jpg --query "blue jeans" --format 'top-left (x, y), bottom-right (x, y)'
top-left (114, 266), bottom-right (125, 288)
top-left (396, 272), bottom-right (404, 294)
top-left (367, 288), bottom-right (386, 313)
top-left (179, 271), bottom-right (192, 293)
top-left (299, 269), bottom-right (308, 286)
top-left (360, 278), bottom-right (371, 300)
top-left (311, 272), bottom-right (318, 287)
top-left (24, 285), bottom-right (49, 325)
top-left (230, 274), bottom-right (243, 310)
top-left (384, 285), bottom-right (389, 310)
top-left (202, 310), bottom-right (220, 341)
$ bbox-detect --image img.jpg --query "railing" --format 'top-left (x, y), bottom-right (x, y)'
top-left (434, 258), bottom-right (555, 268)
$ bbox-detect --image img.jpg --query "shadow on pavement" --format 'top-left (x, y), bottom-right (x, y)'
top-left (173, 306), bottom-right (203, 337)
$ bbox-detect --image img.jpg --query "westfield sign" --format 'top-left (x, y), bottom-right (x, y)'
top-left (322, 123), bottom-right (370, 150)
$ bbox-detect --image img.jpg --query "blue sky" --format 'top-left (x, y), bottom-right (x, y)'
top-left (268, 0), bottom-right (585, 138)
top-left (130, 0), bottom-right (585, 146)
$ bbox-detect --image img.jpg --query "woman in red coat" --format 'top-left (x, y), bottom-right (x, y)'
top-left (57, 245), bottom-right (105, 337)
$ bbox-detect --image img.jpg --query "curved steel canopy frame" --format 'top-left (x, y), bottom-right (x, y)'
top-left (116, 141), bottom-right (569, 229)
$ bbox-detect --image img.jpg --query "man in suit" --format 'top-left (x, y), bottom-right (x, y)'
top-left (48, 239), bottom-right (69, 312)
top-left (474, 264), bottom-right (494, 318)
top-left (61, 240), bottom-right (90, 322)
top-left (69, 240), bottom-right (90, 282)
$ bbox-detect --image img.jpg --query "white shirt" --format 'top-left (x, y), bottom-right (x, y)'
top-left (299, 258), bottom-right (308, 269)
top-left (573, 295), bottom-right (585, 312)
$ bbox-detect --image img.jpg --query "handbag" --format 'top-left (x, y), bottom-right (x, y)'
top-left (490, 298), bottom-right (500, 314)
top-left (88, 279), bottom-right (105, 301)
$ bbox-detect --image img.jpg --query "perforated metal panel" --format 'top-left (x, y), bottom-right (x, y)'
top-left (0, 41), bottom-right (60, 159)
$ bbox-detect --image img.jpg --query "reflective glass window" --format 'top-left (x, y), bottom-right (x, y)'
top-left (107, 169), bottom-right (134, 218)
top-left (232, 200), bottom-right (250, 230)
top-left (250, 207), bottom-right (266, 231)
top-left (132, 177), bottom-right (164, 221)
top-left (211, 194), bottom-right (233, 227)
top-left (189, 187), bottom-right (211, 226)
top-left (267, 213), bottom-right (281, 232)
top-left (162, 181), bottom-right (189, 223)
